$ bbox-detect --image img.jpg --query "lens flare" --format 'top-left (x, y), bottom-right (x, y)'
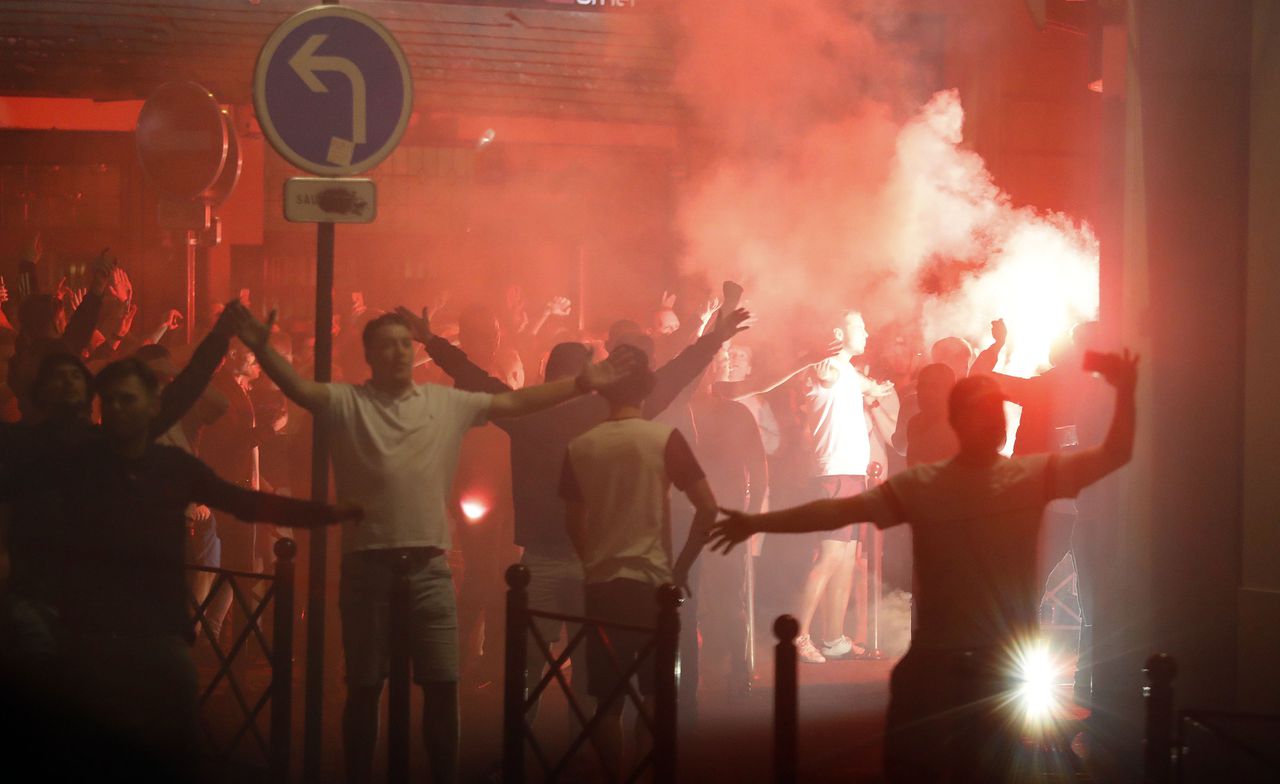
top-left (1010, 638), bottom-right (1068, 726)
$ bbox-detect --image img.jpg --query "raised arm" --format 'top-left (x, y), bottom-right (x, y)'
top-left (645, 307), bottom-right (750, 417)
top-left (488, 347), bottom-right (643, 419)
top-left (230, 304), bottom-right (330, 412)
top-left (149, 305), bottom-right (236, 437)
top-left (1053, 350), bottom-right (1138, 494)
top-left (968, 318), bottom-right (1007, 377)
top-left (396, 306), bottom-right (510, 394)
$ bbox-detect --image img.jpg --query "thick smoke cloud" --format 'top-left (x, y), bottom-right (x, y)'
top-left (671, 2), bottom-right (1099, 375)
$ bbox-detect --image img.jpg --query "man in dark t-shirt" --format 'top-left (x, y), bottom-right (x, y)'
top-left (1, 357), bottom-right (360, 777)
top-left (710, 352), bottom-right (1138, 783)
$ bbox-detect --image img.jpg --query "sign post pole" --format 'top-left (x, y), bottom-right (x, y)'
top-left (253, 4), bottom-right (411, 779)
top-left (303, 219), bottom-right (334, 784)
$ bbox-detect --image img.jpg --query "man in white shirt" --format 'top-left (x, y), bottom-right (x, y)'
top-left (232, 308), bottom-right (640, 784)
top-left (709, 350), bottom-right (1138, 783)
top-left (795, 310), bottom-right (883, 663)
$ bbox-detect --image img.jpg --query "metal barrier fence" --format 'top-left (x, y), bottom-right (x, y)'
top-left (773, 615), bottom-right (799, 784)
top-left (186, 537), bottom-right (297, 782)
top-left (501, 564), bottom-right (681, 784)
top-left (1143, 653), bottom-right (1280, 784)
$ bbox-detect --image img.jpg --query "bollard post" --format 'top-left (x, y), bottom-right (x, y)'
top-left (1143, 653), bottom-right (1178, 784)
top-left (387, 553), bottom-right (413, 784)
top-left (270, 538), bottom-right (297, 784)
top-left (773, 615), bottom-right (799, 784)
top-left (503, 564), bottom-right (531, 784)
top-left (653, 584), bottom-right (683, 782)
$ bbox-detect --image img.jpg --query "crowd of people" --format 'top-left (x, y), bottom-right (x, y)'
top-left (0, 238), bottom-right (1136, 783)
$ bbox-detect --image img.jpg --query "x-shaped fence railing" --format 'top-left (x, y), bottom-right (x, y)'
top-left (185, 537), bottom-right (297, 783)
top-left (502, 564), bottom-right (681, 784)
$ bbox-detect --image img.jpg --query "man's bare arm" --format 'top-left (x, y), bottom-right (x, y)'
top-left (672, 478), bottom-right (717, 592)
top-left (489, 349), bottom-right (643, 419)
top-left (1054, 350), bottom-right (1139, 495)
top-left (231, 304), bottom-right (330, 413)
top-left (707, 493), bottom-right (884, 554)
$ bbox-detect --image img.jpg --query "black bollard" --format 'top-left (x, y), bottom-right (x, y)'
top-left (387, 552), bottom-right (413, 784)
top-left (1143, 653), bottom-right (1178, 784)
top-left (773, 615), bottom-right (799, 784)
top-left (270, 538), bottom-right (297, 784)
top-left (654, 584), bottom-right (683, 783)
top-left (503, 564), bottom-right (531, 784)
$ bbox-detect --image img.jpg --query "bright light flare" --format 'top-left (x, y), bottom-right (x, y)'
top-left (1010, 639), bottom-right (1069, 726)
top-left (460, 497), bottom-right (489, 524)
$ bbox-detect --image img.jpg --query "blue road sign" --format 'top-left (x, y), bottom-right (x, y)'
top-left (254, 5), bottom-right (412, 177)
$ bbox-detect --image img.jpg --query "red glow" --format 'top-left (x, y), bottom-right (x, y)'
top-left (1088, 78), bottom-right (1104, 93)
top-left (460, 497), bottom-right (489, 524)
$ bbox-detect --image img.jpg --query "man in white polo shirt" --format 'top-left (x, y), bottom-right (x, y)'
top-left (233, 308), bottom-right (640, 784)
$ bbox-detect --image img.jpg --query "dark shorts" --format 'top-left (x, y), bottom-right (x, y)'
top-left (339, 547), bottom-right (459, 686)
top-left (804, 475), bottom-right (868, 545)
top-left (584, 579), bottom-right (659, 700)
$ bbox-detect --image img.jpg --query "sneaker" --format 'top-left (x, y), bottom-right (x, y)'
top-left (820, 635), bottom-right (866, 659)
top-left (797, 634), bottom-right (827, 664)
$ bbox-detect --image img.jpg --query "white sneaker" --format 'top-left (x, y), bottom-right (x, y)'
top-left (796, 634), bottom-right (827, 664)
top-left (820, 635), bottom-right (865, 658)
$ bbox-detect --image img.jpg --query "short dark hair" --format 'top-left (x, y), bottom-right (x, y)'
top-left (361, 312), bottom-right (410, 352)
top-left (33, 351), bottom-right (94, 399)
top-left (544, 342), bottom-right (592, 382)
top-left (95, 357), bottom-right (160, 397)
top-left (606, 319), bottom-right (644, 349)
top-left (916, 362), bottom-right (956, 391)
top-left (597, 344), bottom-right (656, 408)
top-left (947, 375), bottom-right (1003, 426)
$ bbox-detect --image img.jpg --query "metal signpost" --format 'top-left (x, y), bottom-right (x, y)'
top-left (253, 5), bottom-right (411, 780)
top-left (135, 81), bottom-right (240, 342)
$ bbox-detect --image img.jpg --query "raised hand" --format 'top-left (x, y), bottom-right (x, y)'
top-left (162, 309), bottom-right (183, 331)
top-left (394, 305), bottom-right (433, 343)
top-left (699, 296), bottom-right (722, 325)
top-left (1095, 348), bottom-right (1139, 393)
top-left (54, 276), bottom-right (70, 302)
top-left (0, 276), bottom-right (8, 305)
top-left (801, 339), bottom-right (844, 367)
top-left (227, 301), bottom-right (277, 351)
top-left (707, 508), bottom-right (755, 554)
top-left (712, 307), bottom-right (752, 340)
top-left (117, 302), bottom-right (138, 338)
top-left (991, 318), bottom-right (1008, 346)
top-left (546, 296), bottom-right (572, 318)
top-left (109, 264), bottom-right (132, 304)
top-left (659, 290), bottom-right (677, 310)
top-left (579, 347), bottom-right (645, 391)
top-left (67, 287), bottom-right (86, 312)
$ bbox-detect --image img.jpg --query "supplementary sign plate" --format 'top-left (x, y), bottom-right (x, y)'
top-left (284, 177), bottom-right (377, 223)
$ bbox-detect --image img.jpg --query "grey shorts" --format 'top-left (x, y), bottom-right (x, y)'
top-left (805, 475), bottom-right (868, 544)
top-left (339, 548), bottom-right (459, 686)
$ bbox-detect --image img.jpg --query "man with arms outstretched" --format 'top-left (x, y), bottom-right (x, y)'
top-left (710, 350), bottom-right (1138, 783)
top-left (232, 308), bottom-right (641, 784)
